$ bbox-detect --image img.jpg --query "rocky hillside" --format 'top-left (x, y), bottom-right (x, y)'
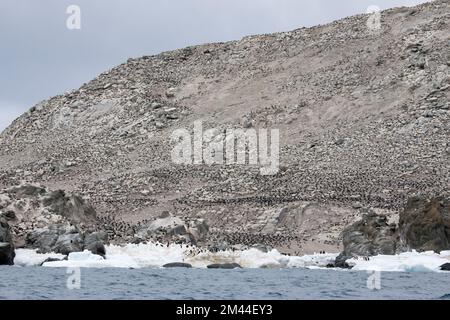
top-left (0, 0), bottom-right (448, 254)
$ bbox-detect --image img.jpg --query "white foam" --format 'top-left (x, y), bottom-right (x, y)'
top-left (347, 250), bottom-right (450, 272)
top-left (287, 253), bottom-right (338, 269)
top-left (15, 243), bottom-right (338, 269)
top-left (13, 249), bottom-right (66, 267)
top-left (14, 243), bottom-right (450, 272)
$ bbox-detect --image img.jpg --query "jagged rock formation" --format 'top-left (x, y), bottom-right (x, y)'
top-left (0, 184), bottom-right (111, 258)
top-left (133, 211), bottom-right (209, 245)
top-left (334, 210), bottom-right (398, 267)
top-left (399, 196), bottom-right (450, 252)
top-left (0, 1), bottom-right (448, 254)
top-left (26, 226), bottom-right (108, 256)
top-left (335, 196), bottom-right (450, 268)
top-left (0, 184), bottom-right (102, 245)
top-left (0, 218), bottom-right (15, 265)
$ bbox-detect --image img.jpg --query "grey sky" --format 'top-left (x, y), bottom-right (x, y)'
top-left (0, 0), bottom-right (429, 131)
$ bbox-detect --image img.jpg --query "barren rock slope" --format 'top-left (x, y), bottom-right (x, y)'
top-left (0, 1), bottom-right (448, 254)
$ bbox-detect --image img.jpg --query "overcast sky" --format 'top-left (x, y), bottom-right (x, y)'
top-left (0, 0), bottom-right (430, 131)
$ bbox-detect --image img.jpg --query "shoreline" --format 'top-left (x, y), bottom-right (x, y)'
top-left (1, 184), bottom-right (450, 273)
top-left (10, 241), bottom-right (450, 273)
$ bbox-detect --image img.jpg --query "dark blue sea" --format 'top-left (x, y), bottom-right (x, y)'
top-left (1, 267), bottom-right (450, 299)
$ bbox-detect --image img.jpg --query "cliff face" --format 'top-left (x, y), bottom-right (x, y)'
top-left (0, 1), bottom-right (448, 253)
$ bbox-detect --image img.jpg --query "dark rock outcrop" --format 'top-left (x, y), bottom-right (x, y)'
top-left (333, 254), bottom-right (352, 269)
top-left (163, 262), bottom-right (192, 268)
top-left (399, 196), bottom-right (450, 253)
top-left (0, 243), bottom-right (14, 265)
top-left (0, 218), bottom-right (15, 265)
top-left (190, 219), bottom-right (209, 243)
top-left (207, 263), bottom-right (242, 269)
top-left (0, 184), bottom-right (104, 249)
top-left (26, 224), bottom-right (77, 253)
top-left (84, 231), bottom-right (108, 257)
top-left (7, 185), bottom-right (46, 198)
top-left (439, 263), bottom-right (450, 271)
top-left (334, 210), bottom-right (397, 267)
top-left (167, 225), bottom-right (187, 236)
top-left (134, 213), bottom-right (210, 246)
top-left (335, 197), bottom-right (450, 268)
top-left (39, 257), bottom-right (67, 266)
top-left (26, 223), bottom-right (107, 256)
top-left (53, 233), bottom-right (84, 256)
top-left (42, 190), bottom-right (97, 226)
top-left (0, 210), bottom-right (16, 221)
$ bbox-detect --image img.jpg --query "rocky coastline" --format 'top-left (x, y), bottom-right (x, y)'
top-left (332, 196), bottom-right (450, 270)
top-left (1, 183), bottom-right (450, 271)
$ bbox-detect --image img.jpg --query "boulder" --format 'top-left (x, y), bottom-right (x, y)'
top-left (42, 190), bottom-right (97, 225)
top-left (131, 237), bottom-right (143, 244)
top-left (163, 262), bottom-right (192, 268)
top-left (0, 185), bottom-right (103, 249)
top-left (8, 184), bottom-right (46, 197)
top-left (26, 224), bottom-right (107, 256)
top-left (190, 219), bottom-right (209, 241)
top-left (147, 214), bottom-right (185, 233)
top-left (84, 231), bottom-right (108, 256)
top-left (151, 102), bottom-right (163, 109)
top-left (399, 196), bottom-right (450, 253)
top-left (334, 210), bottom-right (397, 267)
top-left (207, 263), bottom-right (242, 269)
top-left (165, 87), bottom-right (176, 98)
top-left (342, 211), bottom-right (397, 256)
top-left (159, 211), bottom-right (171, 218)
top-left (136, 213), bottom-right (194, 244)
top-left (167, 224), bottom-right (187, 236)
top-left (184, 219), bottom-right (210, 244)
top-left (440, 263), bottom-right (450, 271)
top-left (0, 218), bottom-right (15, 265)
top-left (39, 257), bottom-right (67, 266)
top-left (26, 224), bottom-right (77, 253)
top-left (333, 254), bottom-right (352, 269)
top-left (53, 233), bottom-right (84, 255)
top-left (0, 242), bottom-right (14, 265)
top-left (0, 210), bottom-right (16, 221)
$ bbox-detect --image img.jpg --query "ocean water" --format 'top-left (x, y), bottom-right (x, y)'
top-left (4, 244), bottom-right (450, 299)
top-left (1, 267), bottom-right (450, 300)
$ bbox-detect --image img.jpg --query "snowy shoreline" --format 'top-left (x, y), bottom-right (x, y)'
top-left (11, 242), bottom-right (450, 272)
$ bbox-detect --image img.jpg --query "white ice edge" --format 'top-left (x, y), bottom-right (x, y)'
top-left (12, 243), bottom-right (450, 272)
